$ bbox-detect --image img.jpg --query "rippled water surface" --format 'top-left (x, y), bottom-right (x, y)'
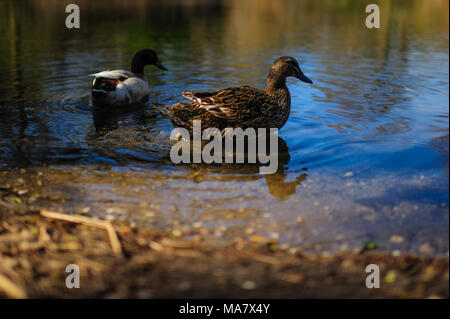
top-left (0, 0), bottom-right (448, 255)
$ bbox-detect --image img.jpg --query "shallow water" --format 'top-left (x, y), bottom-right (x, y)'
top-left (0, 0), bottom-right (448, 255)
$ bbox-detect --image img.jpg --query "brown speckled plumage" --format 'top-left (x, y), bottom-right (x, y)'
top-left (153, 56), bottom-right (312, 134)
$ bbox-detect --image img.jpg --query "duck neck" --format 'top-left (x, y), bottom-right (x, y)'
top-left (131, 57), bottom-right (145, 78)
top-left (265, 70), bottom-right (287, 92)
top-left (265, 70), bottom-right (291, 114)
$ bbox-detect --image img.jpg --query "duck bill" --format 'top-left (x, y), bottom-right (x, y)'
top-left (155, 61), bottom-right (168, 71)
top-left (296, 70), bottom-right (313, 84)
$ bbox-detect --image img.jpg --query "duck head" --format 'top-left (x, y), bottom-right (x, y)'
top-left (267, 56), bottom-right (312, 88)
top-left (131, 49), bottom-right (168, 76)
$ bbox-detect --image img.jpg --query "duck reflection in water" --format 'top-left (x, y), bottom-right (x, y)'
top-left (182, 135), bottom-right (307, 200)
top-left (263, 135), bottom-right (307, 199)
top-left (91, 105), bottom-right (157, 132)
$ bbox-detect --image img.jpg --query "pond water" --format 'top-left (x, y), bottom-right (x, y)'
top-left (0, 0), bottom-right (448, 255)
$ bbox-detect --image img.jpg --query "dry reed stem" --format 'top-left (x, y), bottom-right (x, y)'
top-left (40, 209), bottom-right (122, 256)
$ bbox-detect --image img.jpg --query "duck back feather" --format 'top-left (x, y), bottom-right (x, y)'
top-left (90, 70), bottom-right (149, 107)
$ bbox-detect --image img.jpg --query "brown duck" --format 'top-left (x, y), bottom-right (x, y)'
top-left (153, 56), bottom-right (312, 133)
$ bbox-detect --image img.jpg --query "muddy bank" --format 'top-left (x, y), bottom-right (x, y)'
top-left (0, 202), bottom-right (448, 299)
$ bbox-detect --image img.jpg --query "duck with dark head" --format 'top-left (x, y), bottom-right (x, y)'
top-left (90, 49), bottom-right (167, 108)
top-left (153, 56), bottom-right (312, 134)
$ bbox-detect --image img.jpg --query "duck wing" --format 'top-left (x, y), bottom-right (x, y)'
top-left (121, 77), bottom-right (150, 103)
top-left (182, 86), bottom-right (274, 123)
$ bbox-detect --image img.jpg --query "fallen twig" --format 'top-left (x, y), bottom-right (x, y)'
top-left (237, 250), bottom-right (299, 266)
top-left (40, 209), bottom-right (122, 256)
top-left (240, 251), bottom-right (280, 265)
top-left (0, 273), bottom-right (27, 299)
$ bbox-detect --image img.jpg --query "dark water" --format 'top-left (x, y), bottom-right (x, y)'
top-left (0, 0), bottom-right (448, 255)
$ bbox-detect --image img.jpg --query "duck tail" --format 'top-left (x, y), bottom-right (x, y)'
top-left (152, 102), bottom-right (172, 118)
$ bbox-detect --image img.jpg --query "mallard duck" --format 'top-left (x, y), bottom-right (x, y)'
top-left (153, 56), bottom-right (312, 133)
top-left (90, 49), bottom-right (167, 108)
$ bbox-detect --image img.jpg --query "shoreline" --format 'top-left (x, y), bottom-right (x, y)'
top-left (0, 203), bottom-right (448, 299)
